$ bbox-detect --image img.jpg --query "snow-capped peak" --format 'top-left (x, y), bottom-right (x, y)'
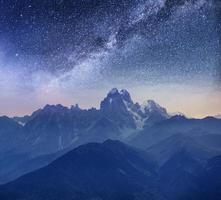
top-left (142, 100), bottom-right (162, 112)
top-left (141, 100), bottom-right (169, 118)
top-left (214, 114), bottom-right (221, 119)
top-left (103, 88), bottom-right (133, 108)
top-left (101, 88), bottom-right (126, 111)
top-left (170, 112), bottom-right (186, 117)
top-left (108, 88), bottom-right (119, 96)
top-left (119, 89), bottom-right (129, 96)
top-left (120, 89), bottom-right (133, 104)
top-left (100, 89), bottom-right (170, 129)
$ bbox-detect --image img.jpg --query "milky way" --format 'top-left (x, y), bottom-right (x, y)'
top-left (0, 0), bottom-right (220, 117)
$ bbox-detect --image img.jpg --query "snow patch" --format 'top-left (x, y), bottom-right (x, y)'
top-left (18, 121), bottom-right (25, 126)
top-left (123, 100), bottom-right (145, 130)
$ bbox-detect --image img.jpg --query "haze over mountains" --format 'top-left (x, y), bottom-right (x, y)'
top-left (0, 88), bottom-right (221, 199)
top-left (5, 88), bottom-right (172, 156)
top-left (5, 88), bottom-right (221, 155)
top-left (0, 140), bottom-right (221, 200)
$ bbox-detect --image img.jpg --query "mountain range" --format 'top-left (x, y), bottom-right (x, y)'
top-left (4, 88), bottom-right (171, 157)
top-left (0, 88), bottom-right (221, 199)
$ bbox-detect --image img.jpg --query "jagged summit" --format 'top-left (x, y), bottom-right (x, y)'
top-left (120, 89), bottom-right (133, 103)
top-left (70, 104), bottom-right (81, 111)
top-left (107, 88), bottom-right (119, 96)
top-left (141, 100), bottom-right (169, 119)
top-left (169, 115), bottom-right (187, 121)
top-left (43, 104), bottom-right (68, 111)
top-left (99, 88), bottom-right (170, 129)
top-left (104, 88), bottom-right (133, 106)
top-left (22, 88), bottom-right (169, 123)
top-left (100, 88), bottom-right (130, 111)
top-left (16, 88), bottom-right (170, 132)
top-left (142, 100), bottom-right (163, 112)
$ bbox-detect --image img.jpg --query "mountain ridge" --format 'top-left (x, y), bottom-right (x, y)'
top-left (0, 88), bottom-right (221, 185)
top-left (0, 140), bottom-right (162, 200)
top-left (0, 139), bottom-right (220, 200)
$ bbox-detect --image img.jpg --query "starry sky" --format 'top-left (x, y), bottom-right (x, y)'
top-left (0, 0), bottom-right (220, 117)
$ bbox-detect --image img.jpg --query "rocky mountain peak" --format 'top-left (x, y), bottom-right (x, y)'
top-left (100, 88), bottom-right (127, 111)
top-left (70, 104), bottom-right (81, 111)
top-left (43, 104), bottom-right (68, 112)
top-left (141, 100), bottom-right (169, 118)
top-left (107, 88), bottom-right (119, 96)
top-left (119, 89), bottom-right (133, 104)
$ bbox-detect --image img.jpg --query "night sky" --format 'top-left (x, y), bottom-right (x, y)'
top-left (0, 0), bottom-right (220, 117)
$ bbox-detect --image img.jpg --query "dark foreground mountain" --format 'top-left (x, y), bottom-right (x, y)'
top-left (0, 150), bottom-right (66, 184)
top-left (159, 153), bottom-right (221, 200)
top-left (0, 140), bottom-right (164, 200)
top-left (198, 155), bottom-right (221, 200)
top-left (0, 140), bottom-right (220, 200)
